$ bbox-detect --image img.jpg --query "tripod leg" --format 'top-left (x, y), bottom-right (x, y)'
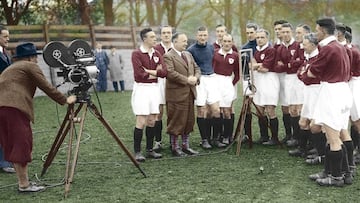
top-left (41, 104), bottom-right (84, 177)
top-left (232, 97), bottom-right (247, 143)
top-left (88, 103), bottom-right (147, 178)
top-left (64, 104), bottom-right (78, 198)
top-left (225, 96), bottom-right (250, 155)
top-left (236, 98), bottom-right (250, 155)
top-left (64, 103), bottom-right (88, 197)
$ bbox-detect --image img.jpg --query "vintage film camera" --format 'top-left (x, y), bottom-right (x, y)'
top-left (240, 48), bottom-right (256, 95)
top-left (43, 40), bottom-right (99, 102)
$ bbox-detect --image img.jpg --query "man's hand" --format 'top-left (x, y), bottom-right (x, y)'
top-left (187, 76), bottom-right (197, 86)
top-left (66, 95), bottom-right (77, 104)
top-left (307, 68), bottom-right (315, 78)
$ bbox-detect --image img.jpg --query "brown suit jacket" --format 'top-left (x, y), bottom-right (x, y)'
top-left (0, 60), bottom-right (67, 122)
top-left (164, 49), bottom-right (200, 102)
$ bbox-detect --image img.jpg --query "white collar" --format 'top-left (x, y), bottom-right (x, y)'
top-left (256, 42), bottom-right (269, 52)
top-left (160, 41), bottom-right (173, 53)
top-left (347, 44), bottom-right (353, 49)
top-left (218, 48), bottom-right (233, 56)
top-left (140, 45), bottom-right (155, 58)
top-left (282, 38), bottom-right (295, 47)
top-left (0, 46), bottom-right (3, 53)
top-left (338, 39), bottom-right (347, 46)
top-left (319, 35), bottom-right (337, 47)
top-left (275, 38), bottom-right (281, 45)
top-left (304, 48), bottom-right (319, 60)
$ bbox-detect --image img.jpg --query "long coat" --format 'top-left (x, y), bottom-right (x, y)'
top-left (108, 51), bottom-right (124, 81)
top-left (164, 49), bottom-right (200, 135)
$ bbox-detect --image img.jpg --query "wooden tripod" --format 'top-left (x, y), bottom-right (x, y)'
top-left (41, 102), bottom-right (147, 197)
top-left (226, 95), bottom-right (274, 155)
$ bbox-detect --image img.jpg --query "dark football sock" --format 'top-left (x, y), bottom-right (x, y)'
top-left (283, 113), bottom-right (292, 137)
top-left (258, 116), bottom-right (269, 139)
top-left (145, 126), bottom-right (155, 151)
top-left (269, 118), bottom-right (279, 140)
top-left (341, 144), bottom-right (350, 174)
top-left (154, 120), bottom-right (162, 142)
top-left (133, 127), bottom-right (143, 153)
top-left (290, 116), bottom-right (300, 141)
top-left (329, 149), bottom-right (343, 178)
top-left (343, 140), bottom-right (355, 167)
top-left (223, 118), bottom-right (232, 139)
top-left (197, 117), bottom-right (207, 140)
top-left (350, 125), bottom-right (359, 149)
top-left (212, 117), bottom-right (222, 141)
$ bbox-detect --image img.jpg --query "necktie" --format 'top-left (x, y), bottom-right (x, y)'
top-left (181, 53), bottom-right (188, 65)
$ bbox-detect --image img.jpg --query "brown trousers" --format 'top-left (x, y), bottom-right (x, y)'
top-left (166, 93), bottom-right (195, 136)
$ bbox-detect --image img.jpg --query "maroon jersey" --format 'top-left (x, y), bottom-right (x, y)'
top-left (344, 44), bottom-right (353, 74)
top-left (154, 43), bottom-right (172, 56)
top-left (308, 37), bottom-right (350, 83)
top-left (349, 45), bottom-right (360, 77)
top-left (274, 40), bottom-right (300, 74)
top-left (272, 39), bottom-right (282, 51)
top-left (297, 50), bottom-right (320, 85)
top-left (131, 47), bottom-right (167, 83)
top-left (213, 49), bottom-right (240, 85)
top-left (290, 44), bottom-right (305, 74)
top-left (254, 44), bottom-right (276, 72)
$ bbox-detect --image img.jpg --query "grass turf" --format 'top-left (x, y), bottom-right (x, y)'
top-left (0, 91), bottom-right (359, 202)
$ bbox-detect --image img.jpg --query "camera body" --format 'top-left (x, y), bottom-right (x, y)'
top-left (43, 40), bottom-right (99, 102)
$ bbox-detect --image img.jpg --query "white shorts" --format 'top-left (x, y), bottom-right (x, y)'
top-left (131, 82), bottom-right (161, 115)
top-left (195, 74), bottom-right (221, 106)
top-left (284, 74), bottom-right (304, 105)
top-left (301, 84), bottom-right (320, 120)
top-left (313, 82), bottom-right (352, 131)
top-left (158, 77), bottom-right (166, 105)
top-left (216, 74), bottom-right (235, 107)
top-left (277, 73), bottom-right (287, 106)
top-left (253, 71), bottom-right (279, 106)
top-left (349, 76), bottom-right (360, 121)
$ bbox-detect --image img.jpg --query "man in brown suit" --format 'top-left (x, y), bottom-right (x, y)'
top-left (164, 33), bottom-right (201, 156)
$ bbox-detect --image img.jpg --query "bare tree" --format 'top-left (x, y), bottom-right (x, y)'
top-left (208, 0), bottom-right (233, 32)
top-left (145, 0), bottom-right (155, 25)
top-left (73, 0), bottom-right (92, 24)
top-left (104, 0), bottom-right (114, 25)
top-left (0, 0), bottom-right (33, 25)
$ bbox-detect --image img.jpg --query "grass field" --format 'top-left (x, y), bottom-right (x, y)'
top-left (1, 91), bottom-right (359, 202)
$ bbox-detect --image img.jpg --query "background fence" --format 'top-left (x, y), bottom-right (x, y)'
top-left (6, 24), bottom-right (158, 95)
top-left (6, 23), bottom-right (159, 52)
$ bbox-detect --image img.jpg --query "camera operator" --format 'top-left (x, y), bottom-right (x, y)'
top-left (0, 42), bottom-right (77, 193)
